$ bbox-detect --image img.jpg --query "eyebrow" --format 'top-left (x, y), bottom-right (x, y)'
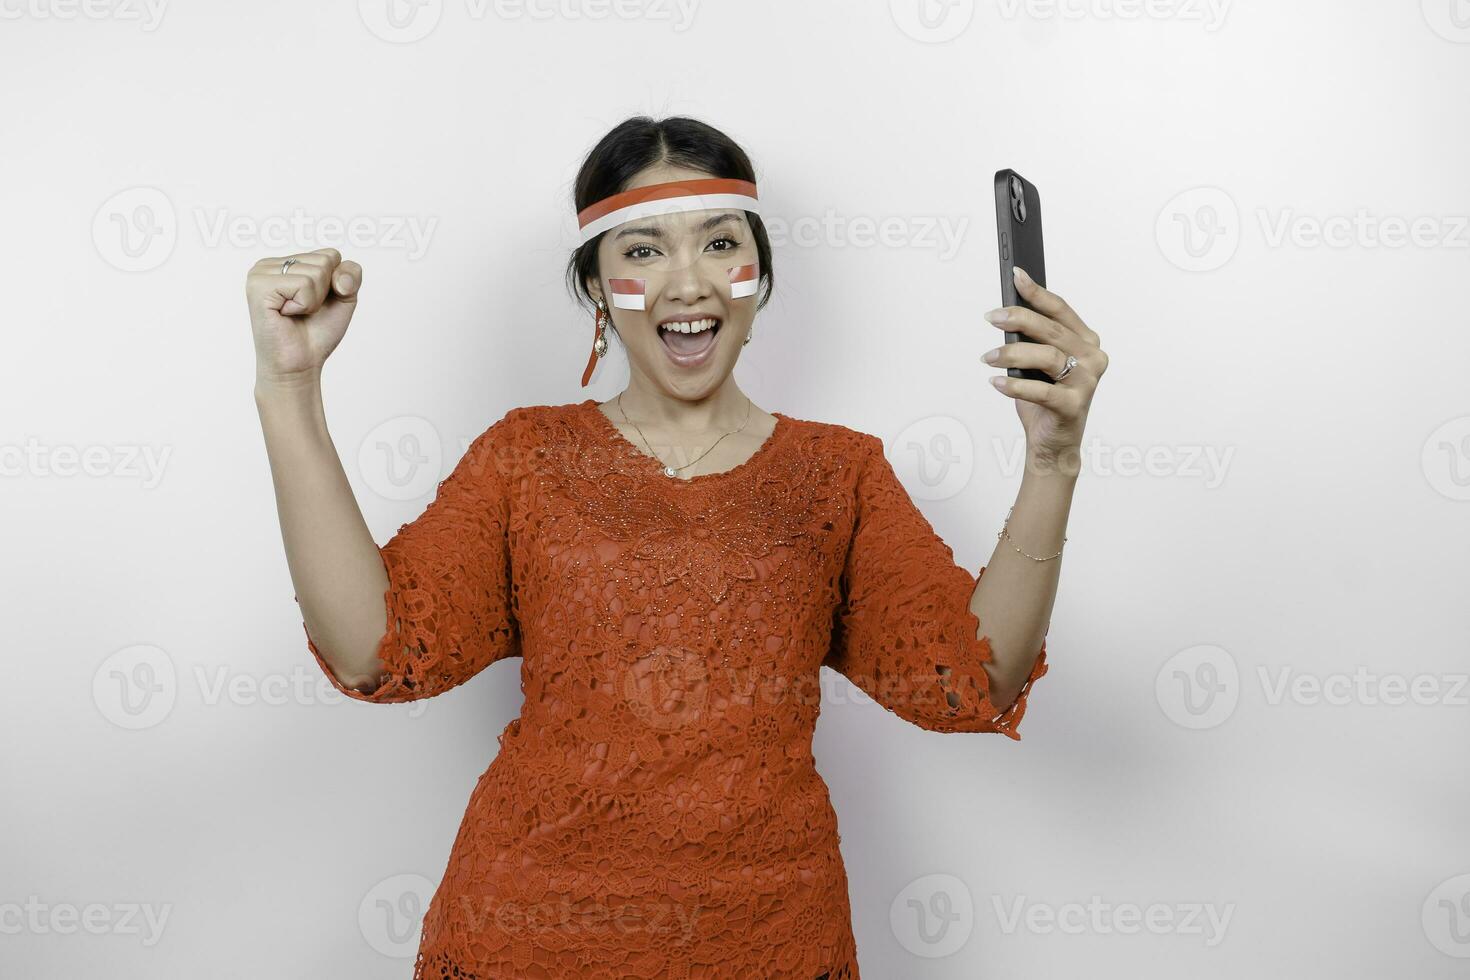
top-left (613, 212), bottom-right (743, 240)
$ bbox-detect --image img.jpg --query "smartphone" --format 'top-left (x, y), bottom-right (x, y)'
top-left (993, 169), bottom-right (1052, 383)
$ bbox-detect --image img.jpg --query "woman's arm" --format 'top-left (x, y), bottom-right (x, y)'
top-left (970, 463), bottom-right (1076, 711)
top-left (247, 248), bottom-right (388, 693)
top-left (974, 265), bottom-right (1107, 709)
top-left (256, 373), bottom-right (392, 693)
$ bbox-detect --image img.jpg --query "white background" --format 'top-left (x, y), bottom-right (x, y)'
top-left (3, 0), bottom-right (1468, 977)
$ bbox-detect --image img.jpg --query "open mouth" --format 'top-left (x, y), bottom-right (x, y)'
top-left (657, 317), bottom-right (722, 359)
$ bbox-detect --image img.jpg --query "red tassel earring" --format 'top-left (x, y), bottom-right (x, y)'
top-left (580, 298), bottom-right (609, 388)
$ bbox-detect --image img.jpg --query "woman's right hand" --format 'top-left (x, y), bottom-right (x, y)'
top-left (247, 247), bottom-right (363, 386)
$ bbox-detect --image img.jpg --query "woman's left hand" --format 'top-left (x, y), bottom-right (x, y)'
top-left (981, 266), bottom-right (1107, 469)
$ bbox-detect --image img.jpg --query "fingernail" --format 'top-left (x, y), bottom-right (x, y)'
top-left (981, 347), bottom-right (1001, 364)
top-left (984, 309), bottom-right (1008, 325)
top-left (336, 275), bottom-right (349, 291)
top-left (1013, 266), bottom-right (1032, 286)
top-left (990, 375), bottom-right (1007, 389)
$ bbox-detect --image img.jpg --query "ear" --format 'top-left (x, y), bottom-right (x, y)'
top-left (585, 277), bottom-right (604, 307)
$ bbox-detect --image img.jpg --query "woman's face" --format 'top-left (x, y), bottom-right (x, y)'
top-left (588, 163), bottom-right (758, 400)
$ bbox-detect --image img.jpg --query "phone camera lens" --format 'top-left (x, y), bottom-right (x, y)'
top-left (1009, 176), bottom-right (1027, 223)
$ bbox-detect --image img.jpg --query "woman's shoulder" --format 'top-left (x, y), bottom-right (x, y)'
top-left (774, 407), bottom-right (883, 457)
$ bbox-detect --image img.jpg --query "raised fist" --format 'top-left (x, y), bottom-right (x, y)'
top-left (246, 247), bottom-right (362, 384)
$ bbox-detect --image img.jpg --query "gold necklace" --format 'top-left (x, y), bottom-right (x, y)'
top-left (616, 392), bottom-right (754, 479)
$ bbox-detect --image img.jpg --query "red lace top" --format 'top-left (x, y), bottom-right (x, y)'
top-left (301, 398), bottom-right (1049, 979)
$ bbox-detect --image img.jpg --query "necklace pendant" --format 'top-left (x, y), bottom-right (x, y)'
top-left (663, 465), bottom-right (678, 478)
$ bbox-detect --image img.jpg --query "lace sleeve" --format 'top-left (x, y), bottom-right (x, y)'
top-left (302, 411), bottom-right (522, 703)
top-left (822, 433), bottom-right (1049, 737)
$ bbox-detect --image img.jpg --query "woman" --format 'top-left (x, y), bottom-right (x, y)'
top-left (249, 116), bottom-right (1104, 978)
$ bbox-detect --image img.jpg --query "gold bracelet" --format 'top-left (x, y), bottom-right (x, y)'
top-left (996, 506), bottom-right (1066, 562)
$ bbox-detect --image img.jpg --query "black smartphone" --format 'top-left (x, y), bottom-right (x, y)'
top-left (993, 169), bottom-right (1052, 383)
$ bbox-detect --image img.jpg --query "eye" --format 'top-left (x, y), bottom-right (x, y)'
top-left (707, 236), bottom-right (741, 252)
top-left (623, 243), bottom-right (661, 260)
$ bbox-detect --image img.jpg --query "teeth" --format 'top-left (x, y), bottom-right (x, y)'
top-left (660, 317), bottom-right (718, 334)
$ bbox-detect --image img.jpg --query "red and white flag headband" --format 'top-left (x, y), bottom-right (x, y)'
top-left (576, 177), bottom-right (761, 245)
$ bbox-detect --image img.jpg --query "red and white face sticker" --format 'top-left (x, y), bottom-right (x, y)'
top-left (608, 277), bottom-right (646, 311)
top-left (728, 263), bottom-right (758, 300)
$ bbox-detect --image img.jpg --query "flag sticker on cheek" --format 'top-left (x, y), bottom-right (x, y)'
top-left (728, 263), bottom-right (758, 300)
top-left (608, 278), bottom-right (646, 311)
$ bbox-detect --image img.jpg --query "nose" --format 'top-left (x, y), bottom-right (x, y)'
top-left (662, 256), bottom-right (714, 306)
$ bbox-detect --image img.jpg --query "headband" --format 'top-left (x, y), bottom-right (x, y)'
top-left (576, 177), bottom-right (760, 245)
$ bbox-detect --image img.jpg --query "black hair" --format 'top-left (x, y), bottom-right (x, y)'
top-left (564, 115), bottom-right (774, 321)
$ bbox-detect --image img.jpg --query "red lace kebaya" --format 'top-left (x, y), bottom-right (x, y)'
top-left (301, 398), bottom-right (1049, 979)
